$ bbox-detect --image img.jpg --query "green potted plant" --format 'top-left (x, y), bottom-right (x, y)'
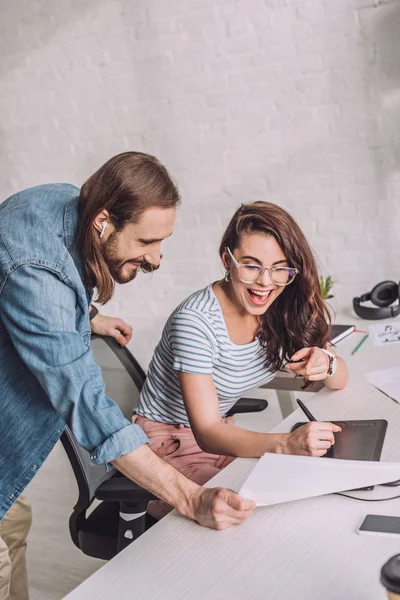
top-left (319, 274), bottom-right (334, 300)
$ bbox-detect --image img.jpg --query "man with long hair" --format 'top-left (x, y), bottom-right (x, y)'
top-left (0, 152), bottom-right (254, 600)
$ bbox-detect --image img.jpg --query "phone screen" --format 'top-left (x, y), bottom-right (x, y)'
top-left (359, 515), bottom-right (400, 535)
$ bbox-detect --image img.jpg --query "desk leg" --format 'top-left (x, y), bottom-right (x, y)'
top-left (277, 391), bottom-right (297, 419)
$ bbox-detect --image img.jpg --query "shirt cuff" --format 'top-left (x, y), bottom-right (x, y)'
top-left (89, 423), bottom-right (149, 470)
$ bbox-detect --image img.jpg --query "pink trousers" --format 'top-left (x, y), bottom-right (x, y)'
top-left (133, 415), bottom-right (235, 519)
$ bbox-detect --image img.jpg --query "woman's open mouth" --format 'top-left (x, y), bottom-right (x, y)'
top-left (247, 288), bottom-right (274, 306)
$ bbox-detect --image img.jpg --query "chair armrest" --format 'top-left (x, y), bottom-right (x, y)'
top-left (259, 371), bottom-right (323, 393)
top-left (95, 477), bottom-right (157, 503)
top-left (226, 398), bottom-right (268, 417)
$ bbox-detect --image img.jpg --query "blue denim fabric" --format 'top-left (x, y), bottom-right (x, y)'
top-left (0, 184), bottom-right (148, 519)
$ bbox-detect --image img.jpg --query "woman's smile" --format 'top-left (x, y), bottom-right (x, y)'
top-left (246, 287), bottom-right (274, 307)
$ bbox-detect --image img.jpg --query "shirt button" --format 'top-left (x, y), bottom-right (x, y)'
top-left (9, 493), bottom-right (14, 499)
top-left (32, 465), bottom-right (37, 470)
top-left (57, 430), bottom-right (62, 435)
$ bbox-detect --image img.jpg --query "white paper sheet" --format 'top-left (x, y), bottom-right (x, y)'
top-left (369, 322), bottom-right (400, 346)
top-left (239, 453), bottom-right (400, 507)
top-left (365, 367), bottom-right (400, 403)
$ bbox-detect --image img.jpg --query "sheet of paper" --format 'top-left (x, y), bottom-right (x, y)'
top-left (365, 367), bottom-right (400, 403)
top-left (369, 322), bottom-right (400, 346)
top-left (239, 453), bottom-right (400, 507)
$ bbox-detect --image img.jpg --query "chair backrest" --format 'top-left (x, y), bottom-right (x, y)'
top-left (61, 335), bottom-right (146, 510)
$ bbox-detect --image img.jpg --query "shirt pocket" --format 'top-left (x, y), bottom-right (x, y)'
top-left (80, 330), bottom-right (91, 347)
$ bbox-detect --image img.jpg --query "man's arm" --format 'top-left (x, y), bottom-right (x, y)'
top-left (113, 445), bottom-right (255, 530)
top-left (1, 264), bottom-right (255, 528)
top-left (0, 264), bottom-right (147, 464)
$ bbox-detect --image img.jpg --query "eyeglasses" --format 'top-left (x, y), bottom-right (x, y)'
top-left (226, 247), bottom-right (299, 286)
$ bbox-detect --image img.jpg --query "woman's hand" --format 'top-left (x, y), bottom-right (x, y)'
top-left (281, 421), bottom-right (342, 457)
top-left (285, 347), bottom-right (330, 381)
top-left (90, 313), bottom-right (133, 347)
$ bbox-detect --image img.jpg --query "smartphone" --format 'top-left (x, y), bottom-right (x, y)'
top-left (357, 514), bottom-right (400, 537)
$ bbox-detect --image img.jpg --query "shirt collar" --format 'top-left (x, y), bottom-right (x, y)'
top-left (63, 194), bottom-right (79, 251)
top-left (63, 193), bottom-right (88, 286)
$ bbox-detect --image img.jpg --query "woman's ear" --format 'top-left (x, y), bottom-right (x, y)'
top-left (221, 249), bottom-right (230, 271)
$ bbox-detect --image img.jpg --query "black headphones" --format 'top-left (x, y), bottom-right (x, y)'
top-left (353, 280), bottom-right (400, 320)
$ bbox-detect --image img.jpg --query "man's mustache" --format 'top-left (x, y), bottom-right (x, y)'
top-left (138, 260), bottom-right (160, 273)
top-left (128, 258), bottom-right (160, 274)
top-left (137, 253), bottom-right (163, 274)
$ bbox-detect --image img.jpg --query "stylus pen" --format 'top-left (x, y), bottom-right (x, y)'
top-left (296, 398), bottom-right (317, 422)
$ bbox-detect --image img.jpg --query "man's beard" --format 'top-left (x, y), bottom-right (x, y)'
top-left (102, 231), bottom-right (159, 284)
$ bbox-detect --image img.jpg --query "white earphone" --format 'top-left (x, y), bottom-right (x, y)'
top-left (99, 221), bottom-right (108, 238)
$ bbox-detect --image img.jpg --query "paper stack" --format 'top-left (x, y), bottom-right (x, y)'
top-left (365, 367), bottom-right (400, 403)
top-left (239, 453), bottom-right (400, 506)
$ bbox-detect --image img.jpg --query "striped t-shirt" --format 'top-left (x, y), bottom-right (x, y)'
top-left (137, 284), bottom-right (275, 425)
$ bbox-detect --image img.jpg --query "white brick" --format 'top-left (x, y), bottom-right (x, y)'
top-left (0, 0), bottom-right (398, 366)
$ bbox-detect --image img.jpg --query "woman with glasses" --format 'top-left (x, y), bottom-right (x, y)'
top-left (134, 202), bottom-right (349, 518)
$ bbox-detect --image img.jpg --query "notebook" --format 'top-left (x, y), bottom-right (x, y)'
top-left (330, 324), bottom-right (355, 345)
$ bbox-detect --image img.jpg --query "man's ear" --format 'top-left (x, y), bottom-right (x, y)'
top-left (93, 210), bottom-right (110, 236)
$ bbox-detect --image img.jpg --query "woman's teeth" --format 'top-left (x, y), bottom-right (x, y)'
top-left (247, 289), bottom-right (272, 305)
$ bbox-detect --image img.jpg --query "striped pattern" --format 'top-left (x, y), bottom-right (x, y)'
top-left (137, 284), bottom-right (275, 425)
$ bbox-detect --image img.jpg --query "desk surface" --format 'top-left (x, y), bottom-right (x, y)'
top-left (65, 373), bottom-right (400, 600)
top-left (65, 316), bottom-right (400, 600)
top-left (321, 312), bottom-right (399, 375)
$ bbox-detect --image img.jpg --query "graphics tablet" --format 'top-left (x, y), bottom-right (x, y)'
top-left (290, 419), bottom-right (388, 490)
top-left (290, 419), bottom-right (387, 461)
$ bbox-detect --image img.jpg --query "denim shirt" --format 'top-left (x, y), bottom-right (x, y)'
top-left (0, 184), bottom-right (148, 519)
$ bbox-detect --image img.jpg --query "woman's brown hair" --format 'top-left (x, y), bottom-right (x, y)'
top-left (219, 201), bottom-right (331, 375)
top-left (75, 152), bottom-right (180, 304)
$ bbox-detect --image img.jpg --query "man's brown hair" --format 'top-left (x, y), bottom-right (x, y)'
top-left (75, 152), bottom-right (180, 304)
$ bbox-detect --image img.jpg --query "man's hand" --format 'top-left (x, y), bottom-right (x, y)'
top-left (90, 313), bottom-right (133, 347)
top-left (285, 347), bottom-right (330, 381)
top-left (113, 444), bottom-right (255, 531)
top-left (189, 487), bottom-right (255, 530)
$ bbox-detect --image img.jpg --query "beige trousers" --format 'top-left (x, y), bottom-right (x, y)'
top-left (0, 496), bottom-right (31, 600)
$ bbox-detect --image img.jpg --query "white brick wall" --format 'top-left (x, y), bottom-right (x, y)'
top-left (1, 0), bottom-right (399, 367)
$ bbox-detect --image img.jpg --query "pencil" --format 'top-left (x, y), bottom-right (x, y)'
top-left (351, 333), bottom-right (369, 355)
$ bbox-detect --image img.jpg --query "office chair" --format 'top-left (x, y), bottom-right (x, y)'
top-left (61, 334), bottom-right (268, 560)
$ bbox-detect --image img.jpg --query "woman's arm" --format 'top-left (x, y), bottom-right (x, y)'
top-left (178, 371), bottom-right (340, 458)
top-left (323, 355), bottom-right (348, 390)
top-left (286, 346), bottom-right (349, 390)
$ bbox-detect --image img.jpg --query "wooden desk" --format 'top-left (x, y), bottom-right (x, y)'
top-left (64, 378), bottom-right (400, 600)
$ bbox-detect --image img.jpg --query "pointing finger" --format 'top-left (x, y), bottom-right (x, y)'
top-left (290, 347), bottom-right (312, 362)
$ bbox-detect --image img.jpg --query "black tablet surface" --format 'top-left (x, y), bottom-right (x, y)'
top-left (290, 419), bottom-right (388, 462)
